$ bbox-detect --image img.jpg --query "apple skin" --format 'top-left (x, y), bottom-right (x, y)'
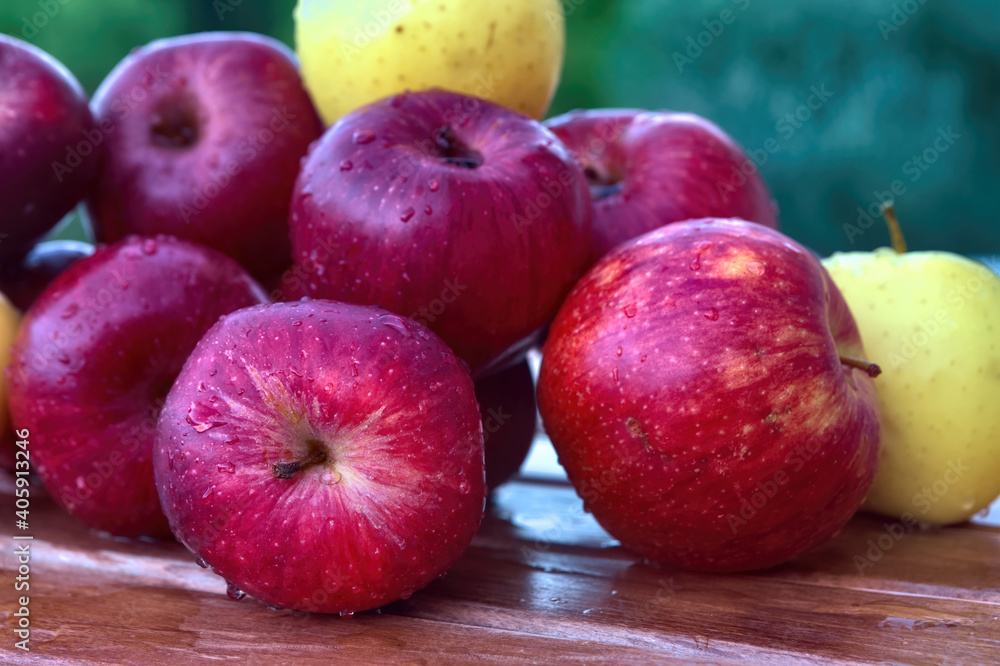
top-left (823, 249), bottom-right (1000, 524)
top-left (475, 360), bottom-right (537, 490)
top-left (4, 236), bottom-right (269, 538)
top-left (0, 35), bottom-right (99, 262)
top-left (294, 0), bottom-right (564, 124)
top-left (538, 218), bottom-right (880, 572)
top-left (153, 300), bottom-right (486, 614)
top-left (86, 32), bottom-right (324, 282)
top-left (0, 240), bottom-right (94, 312)
top-left (289, 88), bottom-right (592, 376)
top-left (545, 110), bottom-right (779, 262)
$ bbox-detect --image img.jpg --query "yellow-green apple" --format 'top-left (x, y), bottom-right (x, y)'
top-left (288, 89), bottom-right (592, 375)
top-left (0, 35), bottom-right (99, 262)
top-left (153, 301), bottom-right (486, 614)
top-left (0, 290), bottom-right (20, 439)
top-left (823, 209), bottom-right (1000, 524)
top-left (5, 236), bottom-right (269, 538)
top-left (86, 33), bottom-right (323, 282)
top-left (294, 0), bottom-right (565, 124)
top-left (538, 218), bottom-right (882, 572)
top-left (545, 110), bottom-right (779, 263)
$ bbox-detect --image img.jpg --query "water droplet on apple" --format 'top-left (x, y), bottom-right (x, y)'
top-left (61, 304), bottom-right (79, 319)
top-left (424, 205), bottom-right (433, 215)
top-left (55, 351), bottom-right (71, 365)
top-left (705, 308), bottom-right (719, 321)
top-left (640, 355), bottom-right (647, 363)
top-left (339, 610), bottom-right (355, 618)
top-left (194, 556), bottom-right (209, 569)
top-left (352, 130), bottom-right (376, 145)
top-left (458, 480), bottom-right (470, 493)
top-left (689, 258), bottom-right (701, 271)
top-left (217, 461), bottom-right (235, 474)
top-left (339, 159), bottom-right (353, 171)
top-left (225, 582), bottom-right (246, 601)
top-left (622, 303), bottom-right (638, 318)
top-left (745, 262), bottom-right (766, 276)
top-left (186, 401), bottom-right (226, 433)
top-left (225, 434), bottom-right (240, 445)
top-left (140, 238), bottom-right (158, 255)
top-left (320, 469), bottom-right (342, 485)
top-left (400, 207), bottom-right (415, 222)
top-left (428, 179), bottom-right (439, 192)
top-left (616, 346), bottom-right (623, 357)
top-left (201, 487), bottom-right (214, 501)
top-left (378, 314), bottom-right (411, 336)
top-left (612, 367), bottom-right (619, 383)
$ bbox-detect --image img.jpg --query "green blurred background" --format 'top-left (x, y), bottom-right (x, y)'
top-left (2, 0), bottom-right (997, 256)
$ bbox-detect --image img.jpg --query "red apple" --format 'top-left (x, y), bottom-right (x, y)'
top-left (153, 300), bottom-right (486, 614)
top-left (537, 219), bottom-right (881, 572)
top-left (0, 240), bottom-right (94, 311)
top-left (5, 235), bottom-right (269, 538)
top-left (545, 110), bottom-right (779, 262)
top-left (288, 89), bottom-right (592, 375)
top-left (0, 35), bottom-right (99, 262)
top-left (475, 360), bottom-right (537, 490)
top-left (86, 32), bottom-right (323, 281)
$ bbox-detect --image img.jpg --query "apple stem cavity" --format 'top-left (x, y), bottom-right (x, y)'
top-left (150, 99), bottom-right (200, 149)
top-left (839, 355), bottom-right (882, 378)
top-left (880, 202), bottom-right (908, 254)
top-left (272, 442), bottom-right (329, 479)
top-left (434, 126), bottom-right (483, 169)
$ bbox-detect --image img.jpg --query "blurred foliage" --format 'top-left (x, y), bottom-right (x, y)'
top-left (2, 0), bottom-right (997, 255)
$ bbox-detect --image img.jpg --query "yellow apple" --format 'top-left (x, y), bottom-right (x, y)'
top-left (294, 0), bottom-right (565, 125)
top-left (823, 244), bottom-right (1000, 525)
top-left (0, 290), bottom-right (21, 436)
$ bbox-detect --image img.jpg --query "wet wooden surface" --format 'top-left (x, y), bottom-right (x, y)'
top-left (2, 457), bottom-right (1000, 665)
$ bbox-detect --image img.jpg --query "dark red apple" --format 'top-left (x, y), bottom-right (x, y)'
top-left (475, 360), bottom-right (537, 490)
top-left (153, 300), bottom-right (485, 614)
top-left (0, 35), bottom-right (99, 262)
top-left (4, 235), bottom-right (269, 538)
top-left (537, 219), bottom-right (881, 572)
top-left (0, 240), bottom-right (94, 311)
top-left (288, 88), bottom-right (593, 375)
top-left (545, 110), bottom-right (779, 261)
top-left (265, 264), bottom-right (310, 303)
top-left (86, 32), bottom-right (323, 281)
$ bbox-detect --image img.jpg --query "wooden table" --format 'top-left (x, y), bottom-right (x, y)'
top-left (2, 455), bottom-right (999, 665)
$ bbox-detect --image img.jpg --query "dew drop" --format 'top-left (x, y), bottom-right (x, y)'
top-left (194, 556), bottom-right (209, 569)
top-left (428, 179), bottom-right (439, 192)
top-left (201, 486), bottom-right (215, 501)
top-left (705, 307), bottom-right (719, 321)
top-left (186, 401), bottom-right (226, 433)
top-left (217, 461), bottom-right (235, 474)
top-left (612, 367), bottom-right (619, 383)
top-left (339, 159), bottom-right (353, 171)
top-left (61, 304), bottom-right (79, 319)
top-left (622, 303), bottom-right (638, 318)
top-left (745, 262), bottom-right (766, 276)
top-left (339, 610), bottom-right (355, 618)
top-left (400, 207), bottom-right (415, 222)
top-left (352, 130), bottom-right (376, 145)
top-left (140, 238), bottom-right (158, 255)
top-left (378, 313), bottom-right (411, 336)
top-left (226, 582), bottom-right (246, 601)
top-left (616, 346), bottom-right (623, 357)
top-left (458, 480), bottom-right (470, 493)
top-left (689, 258), bottom-right (701, 271)
top-left (424, 205), bottom-right (433, 215)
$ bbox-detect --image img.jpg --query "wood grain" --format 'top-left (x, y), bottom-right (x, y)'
top-left (2, 470), bottom-right (999, 664)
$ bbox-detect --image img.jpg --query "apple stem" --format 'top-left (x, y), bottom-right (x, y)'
top-left (272, 448), bottom-right (328, 479)
top-left (881, 202), bottom-right (908, 254)
top-left (840, 355), bottom-right (882, 378)
top-left (435, 126), bottom-right (482, 169)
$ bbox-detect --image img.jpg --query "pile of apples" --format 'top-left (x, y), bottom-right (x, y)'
top-left (2, 0), bottom-right (999, 615)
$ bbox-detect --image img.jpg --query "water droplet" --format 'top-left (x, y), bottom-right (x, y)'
top-left (186, 401), bottom-right (226, 433)
top-left (640, 355), bottom-right (647, 363)
top-left (616, 346), bottom-right (623, 357)
top-left (201, 486), bottom-right (215, 501)
top-left (960, 496), bottom-right (976, 512)
top-left (705, 307), bottom-right (719, 321)
top-left (689, 258), bottom-right (701, 271)
top-left (194, 556), bottom-right (209, 569)
top-left (424, 205), bottom-right (433, 215)
top-left (612, 367), bottom-right (619, 383)
top-left (320, 469), bottom-right (343, 485)
top-left (428, 179), bottom-right (439, 192)
top-left (458, 480), bottom-right (470, 493)
top-left (745, 262), bottom-right (766, 276)
top-left (339, 610), bottom-right (355, 618)
top-left (217, 461), bottom-right (235, 474)
top-left (696, 241), bottom-right (713, 252)
top-left (61, 304), bottom-right (79, 319)
top-left (352, 130), bottom-right (375, 145)
top-left (378, 313), bottom-right (411, 336)
top-left (140, 238), bottom-right (158, 255)
top-left (400, 207), bottom-right (415, 222)
top-left (622, 303), bottom-right (637, 318)
top-left (226, 582), bottom-right (246, 601)
top-left (225, 434), bottom-right (240, 445)
top-left (55, 351), bottom-right (71, 365)
top-left (339, 159), bottom-right (353, 171)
